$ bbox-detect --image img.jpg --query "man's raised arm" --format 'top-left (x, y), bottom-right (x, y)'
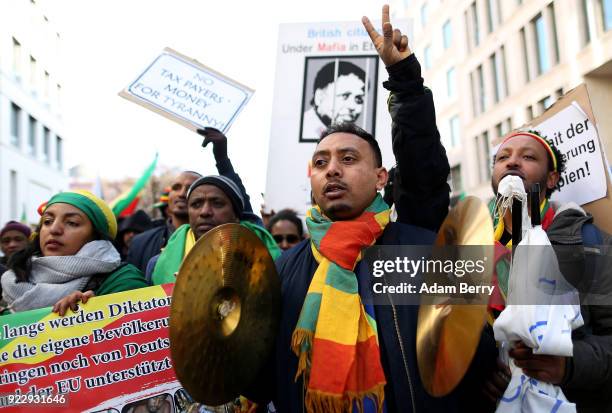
top-left (363, 5), bottom-right (450, 231)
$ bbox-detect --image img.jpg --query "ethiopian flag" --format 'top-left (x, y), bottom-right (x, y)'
top-left (109, 154), bottom-right (158, 217)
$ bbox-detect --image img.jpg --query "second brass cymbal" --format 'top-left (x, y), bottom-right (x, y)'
top-left (170, 223), bottom-right (281, 405)
top-left (417, 196), bottom-right (494, 397)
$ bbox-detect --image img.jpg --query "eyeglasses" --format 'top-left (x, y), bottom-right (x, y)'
top-left (273, 234), bottom-right (300, 244)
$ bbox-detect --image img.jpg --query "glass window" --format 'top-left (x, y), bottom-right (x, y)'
top-left (477, 65), bottom-right (485, 112)
top-left (490, 47), bottom-right (507, 103)
top-left (56, 136), bottom-right (63, 169)
top-left (534, 14), bottom-right (550, 74)
top-left (486, 0), bottom-right (495, 33)
top-left (471, 2), bottom-right (480, 46)
top-left (476, 132), bottom-right (491, 183)
top-left (539, 95), bottom-right (554, 113)
top-left (44, 71), bottom-right (50, 97)
top-left (424, 45), bottom-right (432, 69)
top-left (582, 0), bottom-right (592, 45)
top-left (450, 165), bottom-right (463, 193)
top-left (43, 127), bottom-right (50, 163)
top-left (450, 115), bottom-right (461, 147)
top-left (443, 20), bottom-right (452, 49)
top-left (602, 0), bottom-right (612, 31)
top-left (520, 28), bottom-right (530, 82)
top-left (421, 3), bottom-right (429, 27)
top-left (446, 67), bottom-right (456, 97)
top-left (30, 56), bottom-right (37, 86)
top-left (12, 38), bottom-right (21, 77)
top-left (11, 103), bottom-right (21, 146)
top-left (28, 116), bottom-right (36, 155)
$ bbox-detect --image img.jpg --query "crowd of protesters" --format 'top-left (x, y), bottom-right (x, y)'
top-left (0, 4), bottom-right (610, 412)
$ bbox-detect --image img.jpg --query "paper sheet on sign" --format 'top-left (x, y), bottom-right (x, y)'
top-left (119, 48), bottom-right (253, 134)
top-left (535, 102), bottom-right (608, 206)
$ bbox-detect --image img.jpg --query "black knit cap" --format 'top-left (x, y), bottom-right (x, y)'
top-left (187, 175), bottom-right (245, 217)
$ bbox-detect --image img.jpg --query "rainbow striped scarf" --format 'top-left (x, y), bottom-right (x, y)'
top-left (292, 194), bottom-right (390, 413)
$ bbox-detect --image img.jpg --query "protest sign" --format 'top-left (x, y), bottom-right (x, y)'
top-left (0, 284), bottom-right (199, 412)
top-left (264, 19), bottom-right (410, 216)
top-left (493, 84), bottom-right (612, 233)
top-left (119, 48), bottom-right (253, 134)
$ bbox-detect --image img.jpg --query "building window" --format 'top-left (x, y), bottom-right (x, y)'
top-left (28, 116), bottom-right (37, 155)
top-left (446, 67), bottom-right (456, 98)
top-left (10, 171), bottom-right (18, 219)
top-left (476, 131), bottom-right (491, 183)
top-left (421, 3), bottom-right (429, 27)
top-left (520, 28), bottom-right (530, 82)
top-left (470, 1), bottom-right (480, 47)
top-left (486, 0), bottom-right (495, 33)
top-left (533, 14), bottom-right (550, 74)
top-left (472, 64), bottom-right (485, 114)
top-left (56, 136), bottom-right (63, 169)
top-left (423, 45), bottom-right (432, 69)
top-left (602, 0), bottom-right (612, 30)
top-left (450, 115), bottom-right (461, 147)
top-left (532, 5), bottom-right (560, 76)
top-left (44, 71), bottom-right (50, 97)
top-left (526, 105), bottom-right (534, 121)
top-left (490, 47), bottom-right (508, 103)
top-left (581, 0), bottom-right (592, 45)
top-left (10, 103), bottom-right (21, 147)
top-left (539, 95), bottom-right (554, 113)
top-left (495, 117), bottom-right (512, 138)
top-left (443, 20), bottom-right (452, 49)
top-left (30, 56), bottom-right (37, 87)
top-left (450, 165), bottom-right (463, 193)
top-left (12, 38), bottom-right (21, 79)
top-left (43, 127), bottom-right (51, 163)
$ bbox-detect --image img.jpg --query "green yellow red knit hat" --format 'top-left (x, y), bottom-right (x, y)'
top-left (41, 190), bottom-right (118, 239)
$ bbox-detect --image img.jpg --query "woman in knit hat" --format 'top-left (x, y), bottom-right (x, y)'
top-left (1, 190), bottom-right (148, 314)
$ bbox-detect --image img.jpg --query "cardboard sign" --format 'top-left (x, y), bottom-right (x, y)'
top-left (0, 284), bottom-right (198, 412)
top-left (264, 19), bottom-right (410, 216)
top-left (119, 48), bottom-right (253, 133)
top-left (493, 84), bottom-right (612, 233)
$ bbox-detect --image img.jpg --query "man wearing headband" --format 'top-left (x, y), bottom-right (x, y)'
top-left (486, 130), bottom-right (612, 411)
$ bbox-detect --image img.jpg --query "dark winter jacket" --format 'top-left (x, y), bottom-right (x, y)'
top-left (247, 54), bottom-right (496, 412)
top-left (547, 203), bottom-right (612, 413)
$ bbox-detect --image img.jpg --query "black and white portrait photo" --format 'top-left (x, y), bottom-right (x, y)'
top-left (299, 55), bottom-right (379, 142)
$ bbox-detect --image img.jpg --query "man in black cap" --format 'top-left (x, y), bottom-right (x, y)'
top-left (147, 173), bottom-right (280, 285)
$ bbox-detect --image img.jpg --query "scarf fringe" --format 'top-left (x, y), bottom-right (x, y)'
top-left (304, 385), bottom-right (386, 413)
top-left (291, 328), bottom-right (313, 382)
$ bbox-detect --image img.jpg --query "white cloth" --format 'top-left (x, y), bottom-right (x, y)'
top-left (1, 240), bottom-right (121, 312)
top-left (493, 203), bottom-right (583, 413)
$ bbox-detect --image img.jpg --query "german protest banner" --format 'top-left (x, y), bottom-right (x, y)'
top-left (119, 48), bottom-right (253, 134)
top-left (491, 84), bottom-right (612, 232)
top-left (0, 284), bottom-right (200, 412)
top-left (264, 19), bottom-right (410, 216)
top-left (536, 102), bottom-right (608, 206)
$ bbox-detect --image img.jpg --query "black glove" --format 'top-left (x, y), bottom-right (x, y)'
top-left (197, 127), bottom-right (228, 161)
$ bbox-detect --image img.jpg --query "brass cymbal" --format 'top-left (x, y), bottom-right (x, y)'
top-left (417, 196), bottom-right (494, 397)
top-left (170, 223), bottom-right (281, 405)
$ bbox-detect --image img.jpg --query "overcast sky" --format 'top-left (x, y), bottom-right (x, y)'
top-left (46, 0), bottom-right (392, 209)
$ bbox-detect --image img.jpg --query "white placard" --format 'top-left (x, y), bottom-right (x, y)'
top-left (119, 48), bottom-right (253, 133)
top-left (535, 102), bottom-right (608, 205)
top-left (264, 19), bottom-right (410, 216)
